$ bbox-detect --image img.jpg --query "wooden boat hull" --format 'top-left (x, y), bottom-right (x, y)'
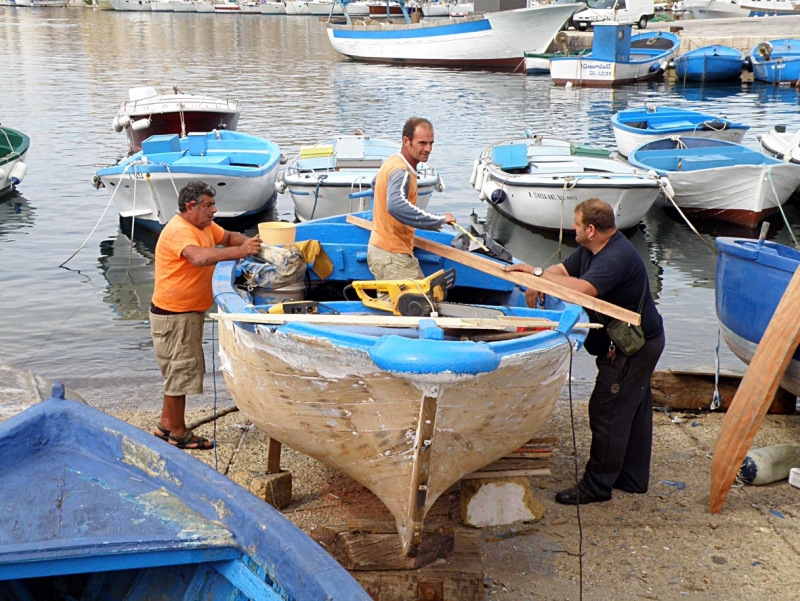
top-left (96, 131), bottom-right (280, 232)
top-left (750, 39), bottom-right (800, 85)
top-left (326, 4), bottom-right (582, 71)
top-left (0, 126), bottom-right (29, 198)
top-left (611, 105), bottom-right (749, 157)
top-left (280, 136), bottom-right (442, 221)
top-left (673, 45), bottom-right (745, 82)
top-left (628, 137), bottom-right (800, 228)
top-left (212, 214), bottom-right (588, 555)
top-left (0, 385), bottom-right (369, 599)
top-left (473, 135), bottom-right (660, 231)
top-left (715, 237), bottom-right (800, 397)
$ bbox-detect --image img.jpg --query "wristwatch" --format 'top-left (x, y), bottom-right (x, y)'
top-left (533, 267), bottom-right (544, 277)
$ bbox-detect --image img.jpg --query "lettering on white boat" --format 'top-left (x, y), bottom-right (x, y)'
top-left (530, 191), bottom-right (578, 201)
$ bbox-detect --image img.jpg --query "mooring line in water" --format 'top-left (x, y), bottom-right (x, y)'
top-left (766, 168), bottom-right (800, 249)
top-left (657, 178), bottom-right (718, 256)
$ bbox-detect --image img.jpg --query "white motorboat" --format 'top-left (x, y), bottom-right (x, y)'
top-left (279, 134), bottom-right (444, 222)
top-left (260, 0), bottom-right (286, 12)
top-left (285, 0), bottom-right (311, 13)
top-left (171, 0), bottom-right (197, 10)
top-left (108, 0), bottom-right (152, 10)
top-left (759, 125), bottom-right (800, 166)
top-left (471, 133), bottom-right (660, 231)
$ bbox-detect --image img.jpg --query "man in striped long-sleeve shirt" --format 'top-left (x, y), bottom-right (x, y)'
top-left (367, 117), bottom-right (456, 282)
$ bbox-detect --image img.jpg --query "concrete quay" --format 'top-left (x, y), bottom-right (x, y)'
top-left (563, 15), bottom-right (800, 54)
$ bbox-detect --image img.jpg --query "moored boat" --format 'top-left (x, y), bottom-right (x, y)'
top-left (471, 133), bottom-right (660, 231)
top-left (759, 124), bottom-right (800, 164)
top-left (0, 125), bottom-right (29, 198)
top-left (749, 39), bottom-right (800, 85)
top-left (673, 45), bottom-right (745, 82)
top-left (682, 0), bottom-right (744, 18)
top-left (278, 133), bottom-right (444, 222)
top-left (549, 24), bottom-right (680, 87)
top-left (95, 131), bottom-right (281, 233)
top-left (611, 104), bottom-right (749, 157)
top-left (326, 2), bottom-right (582, 71)
top-left (715, 237), bottom-right (800, 397)
top-left (211, 212), bottom-right (590, 555)
top-left (113, 86), bottom-right (240, 154)
top-left (627, 137), bottom-right (800, 228)
top-left (260, 0), bottom-right (286, 12)
top-left (0, 384), bottom-right (369, 599)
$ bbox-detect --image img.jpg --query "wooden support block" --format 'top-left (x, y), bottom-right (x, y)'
top-left (652, 369), bottom-right (796, 414)
top-left (230, 469), bottom-right (292, 509)
top-left (350, 531), bottom-right (483, 601)
top-left (311, 521), bottom-right (454, 571)
top-left (460, 476), bottom-right (545, 527)
top-left (267, 438), bottom-right (282, 474)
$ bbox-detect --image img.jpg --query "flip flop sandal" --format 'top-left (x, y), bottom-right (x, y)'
top-left (169, 430), bottom-right (215, 451)
top-left (154, 424), bottom-right (170, 441)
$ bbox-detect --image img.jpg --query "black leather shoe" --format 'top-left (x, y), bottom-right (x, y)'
top-left (555, 485), bottom-right (611, 505)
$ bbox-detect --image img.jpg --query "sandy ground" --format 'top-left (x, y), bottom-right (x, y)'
top-left (107, 387), bottom-right (800, 601)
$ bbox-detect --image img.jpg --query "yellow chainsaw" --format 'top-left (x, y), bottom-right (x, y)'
top-left (352, 269), bottom-right (456, 316)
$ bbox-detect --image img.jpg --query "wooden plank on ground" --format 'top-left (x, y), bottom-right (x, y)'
top-left (462, 468), bottom-right (551, 479)
top-left (710, 266), bottom-right (800, 514)
top-left (652, 369), bottom-right (796, 414)
top-left (346, 214), bottom-right (641, 325)
top-left (482, 458), bottom-right (552, 472)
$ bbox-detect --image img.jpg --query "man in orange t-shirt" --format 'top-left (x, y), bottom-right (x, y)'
top-left (368, 117), bottom-right (455, 281)
top-left (150, 181), bottom-right (260, 451)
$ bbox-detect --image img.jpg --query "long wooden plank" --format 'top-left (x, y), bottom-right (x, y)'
top-left (346, 215), bottom-right (641, 325)
top-left (211, 312), bottom-right (600, 331)
top-left (710, 266), bottom-right (800, 513)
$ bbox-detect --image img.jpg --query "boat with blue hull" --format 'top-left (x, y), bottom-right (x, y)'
top-left (95, 131), bottom-right (281, 233)
top-left (715, 237), bottom-right (800, 397)
top-left (549, 24), bottom-right (680, 87)
top-left (211, 212), bottom-right (589, 556)
top-left (611, 104), bottom-right (750, 157)
top-left (0, 125), bottom-right (29, 199)
top-left (673, 45), bottom-right (745, 82)
top-left (0, 384), bottom-right (369, 600)
top-left (750, 39), bottom-right (800, 85)
top-left (628, 137), bottom-right (800, 228)
top-left (325, 1), bottom-right (582, 71)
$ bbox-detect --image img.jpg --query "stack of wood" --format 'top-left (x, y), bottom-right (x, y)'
top-left (462, 437), bottom-right (555, 480)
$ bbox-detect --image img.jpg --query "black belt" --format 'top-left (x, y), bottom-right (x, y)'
top-left (150, 304), bottom-right (195, 316)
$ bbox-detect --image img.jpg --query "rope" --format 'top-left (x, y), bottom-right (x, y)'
top-left (60, 160), bottom-right (143, 267)
top-left (710, 328), bottom-right (721, 411)
top-left (179, 104), bottom-right (186, 138)
top-left (0, 128), bottom-right (22, 162)
top-left (765, 168), bottom-right (799, 249)
top-left (657, 179), bottom-right (718, 256)
top-left (211, 317), bottom-right (219, 471)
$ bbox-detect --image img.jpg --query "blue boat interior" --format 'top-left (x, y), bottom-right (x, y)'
top-left (631, 141), bottom-right (771, 172)
top-left (212, 213), bottom-right (588, 375)
top-left (0, 386), bottom-right (368, 601)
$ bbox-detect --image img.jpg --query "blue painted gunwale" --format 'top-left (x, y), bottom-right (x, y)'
top-left (96, 131), bottom-right (282, 179)
top-left (673, 45), bottom-right (745, 82)
top-left (0, 385), bottom-right (369, 599)
top-left (212, 212), bottom-right (588, 375)
top-left (627, 137), bottom-right (782, 174)
top-left (611, 106), bottom-right (750, 137)
top-left (715, 237), bottom-right (800, 365)
top-left (749, 39), bottom-right (800, 85)
top-left (331, 18), bottom-right (491, 39)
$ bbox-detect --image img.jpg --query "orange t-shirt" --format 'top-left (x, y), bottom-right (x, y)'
top-left (152, 215), bottom-right (225, 312)
top-left (369, 154), bottom-right (418, 255)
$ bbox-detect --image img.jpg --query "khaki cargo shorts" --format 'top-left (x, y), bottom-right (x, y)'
top-left (367, 244), bottom-right (424, 281)
top-left (150, 311), bottom-right (205, 396)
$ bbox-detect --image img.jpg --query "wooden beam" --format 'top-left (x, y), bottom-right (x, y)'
top-left (710, 266), bottom-right (800, 513)
top-left (346, 215), bottom-right (641, 325)
top-left (211, 312), bottom-right (601, 331)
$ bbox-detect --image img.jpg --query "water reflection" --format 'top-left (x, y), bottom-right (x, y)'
top-left (0, 192), bottom-right (35, 240)
top-left (97, 229), bottom-right (155, 321)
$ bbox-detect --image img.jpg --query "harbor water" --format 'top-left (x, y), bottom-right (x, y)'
top-left (1, 6), bottom-right (800, 408)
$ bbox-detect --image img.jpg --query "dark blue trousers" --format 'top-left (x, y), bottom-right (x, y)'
top-left (580, 330), bottom-right (666, 499)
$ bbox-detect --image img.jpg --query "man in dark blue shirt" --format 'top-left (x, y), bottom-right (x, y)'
top-left (505, 198), bottom-right (665, 505)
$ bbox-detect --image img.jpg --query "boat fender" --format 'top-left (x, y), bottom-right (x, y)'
top-left (8, 161), bottom-right (26, 186)
top-left (131, 118), bottom-right (152, 132)
top-left (480, 179), bottom-right (499, 202)
top-left (275, 177), bottom-right (287, 195)
top-left (112, 116), bottom-right (123, 133)
top-left (474, 164), bottom-right (486, 191)
top-left (744, 56), bottom-right (753, 73)
top-left (117, 115), bottom-right (132, 130)
top-left (488, 188), bottom-right (507, 206)
top-left (775, 124), bottom-right (787, 134)
top-left (739, 443), bottom-right (800, 485)
top-left (757, 41), bottom-right (772, 61)
top-left (435, 177), bottom-right (445, 193)
top-left (469, 159), bottom-right (480, 186)
top-left (280, 153), bottom-right (288, 165)
top-left (649, 62), bottom-right (661, 73)
top-left (92, 175), bottom-right (105, 190)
